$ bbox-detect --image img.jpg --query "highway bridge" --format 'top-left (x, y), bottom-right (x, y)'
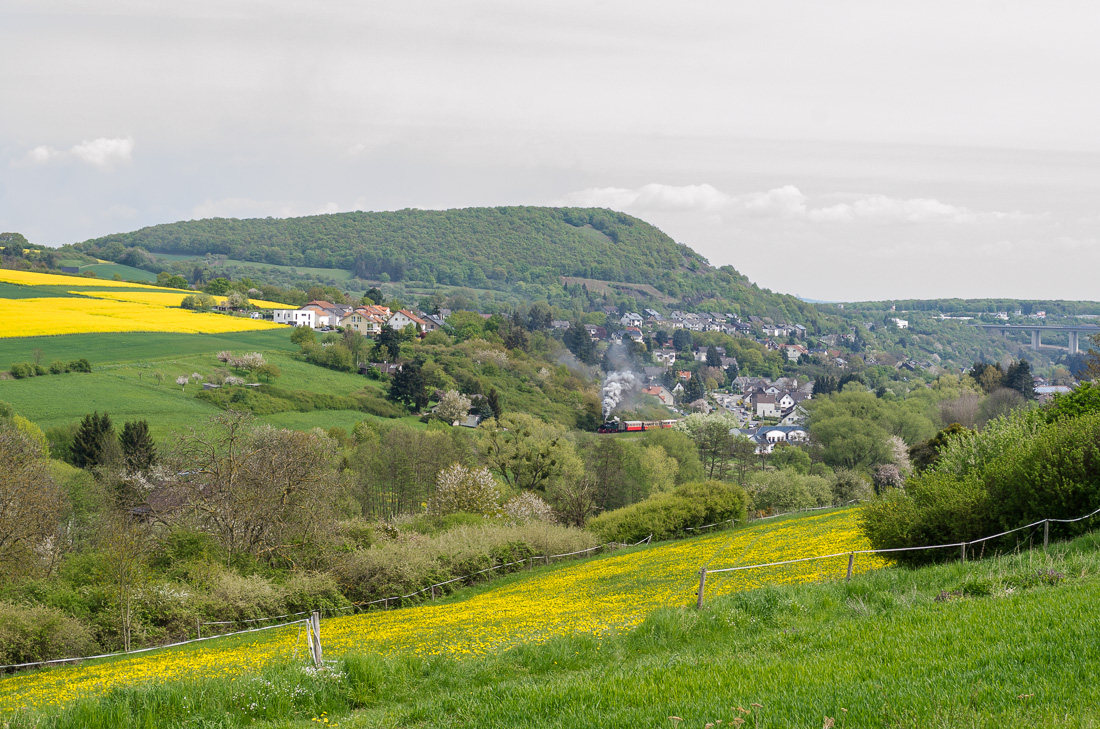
top-left (971, 323), bottom-right (1100, 353)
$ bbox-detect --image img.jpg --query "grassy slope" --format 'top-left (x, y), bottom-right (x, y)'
top-left (0, 330), bottom-right (296, 369)
top-left (6, 530), bottom-right (1100, 728)
top-left (0, 330), bottom-right (399, 437)
top-left (5, 512), bottom-right (1100, 727)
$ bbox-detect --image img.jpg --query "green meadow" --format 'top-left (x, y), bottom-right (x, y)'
top-left (4, 526), bottom-right (1098, 728)
top-left (0, 330), bottom-right (397, 437)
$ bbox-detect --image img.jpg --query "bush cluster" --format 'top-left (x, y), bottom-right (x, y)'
top-left (195, 383), bottom-right (404, 418)
top-left (586, 480), bottom-right (749, 544)
top-left (333, 522), bottom-right (598, 603)
top-left (9, 359), bottom-right (91, 378)
top-left (861, 408), bottom-right (1100, 564)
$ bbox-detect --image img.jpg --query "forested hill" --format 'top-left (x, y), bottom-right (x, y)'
top-left (79, 207), bottom-right (705, 288)
top-left (74, 206), bottom-right (829, 325)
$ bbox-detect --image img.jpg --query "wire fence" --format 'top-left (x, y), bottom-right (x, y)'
top-left (0, 618), bottom-right (310, 672)
top-left (195, 536), bottom-right (652, 633)
top-left (0, 502), bottom-right (874, 674)
top-left (694, 505), bottom-right (1100, 607)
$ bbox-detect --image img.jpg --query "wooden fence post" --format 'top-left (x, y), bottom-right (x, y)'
top-left (197, 619), bottom-right (201, 639)
top-left (696, 568), bottom-right (708, 610)
top-left (431, 585), bottom-right (436, 600)
top-left (960, 542), bottom-right (967, 562)
top-left (311, 611), bottom-right (323, 666)
top-left (1043, 520), bottom-right (1050, 551)
top-left (846, 553), bottom-right (854, 582)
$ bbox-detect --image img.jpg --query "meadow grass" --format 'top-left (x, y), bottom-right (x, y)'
top-left (0, 509), bottom-right (882, 714)
top-left (1, 346), bottom-right (383, 436)
top-left (0, 330), bottom-right (295, 369)
top-left (75, 263), bottom-right (158, 282)
top-left (4, 528), bottom-right (1099, 728)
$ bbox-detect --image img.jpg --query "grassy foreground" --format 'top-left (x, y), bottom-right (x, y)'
top-left (3, 511), bottom-right (1099, 726)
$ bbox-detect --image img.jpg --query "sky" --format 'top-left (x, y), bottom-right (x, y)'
top-left (2, 1), bottom-right (1099, 302)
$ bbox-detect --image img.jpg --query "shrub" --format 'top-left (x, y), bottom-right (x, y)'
top-left (0, 601), bottom-right (97, 664)
top-left (502, 491), bottom-right (556, 524)
top-left (831, 469), bottom-right (872, 503)
top-left (745, 471), bottom-right (833, 513)
top-left (333, 522), bottom-right (596, 603)
top-left (68, 358), bottom-right (92, 373)
top-left (859, 471), bottom-right (996, 565)
top-left (428, 463), bottom-right (501, 517)
top-left (586, 480), bottom-right (749, 544)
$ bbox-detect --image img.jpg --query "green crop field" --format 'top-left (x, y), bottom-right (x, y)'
top-left (0, 330), bottom-right (296, 369)
top-left (0, 329), bottom-right (404, 438)
top-left (2, 510), bottom-right (1098, 728)
top-left (78, 263), bottom-right (159, 282)
top-left (149, 253), bottom-right (355, 281)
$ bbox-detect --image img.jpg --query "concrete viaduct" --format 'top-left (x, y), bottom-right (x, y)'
top-left (971, 324), bottom-right (1100, 354)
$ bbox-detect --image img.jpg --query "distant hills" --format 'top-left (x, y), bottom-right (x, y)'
top-left (72, 206), bottom-right (826, 325)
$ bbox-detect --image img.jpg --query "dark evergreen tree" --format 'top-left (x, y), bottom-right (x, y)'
top-left (672, 329), bottom-right (693, 353)
top-left (705, 345), bottom-right (721, 367)
top-left (813, 375), bottom-right (839, 396)
top-left (486, 388), bottom-right (503, 421)
top-left (119, 420), bottom-right (156, 473)
top-left (376, 324), bottom-right (402, 361)
top-left (1003, 359), bottom-right (1036, 399)
top-left (564, 321), bottom-right (598, 365)
top-left (388, 360), bottom-right (429, 411)
top-left (725, 360), bottom-right (740, 382)
top-left (682, 375), bottom-right (706, 402)
top-left (72, 411), bottom-right (114, 469)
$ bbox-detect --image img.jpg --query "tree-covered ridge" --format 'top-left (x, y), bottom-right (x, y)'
top-left (77, 207), bottom-right (707, 289)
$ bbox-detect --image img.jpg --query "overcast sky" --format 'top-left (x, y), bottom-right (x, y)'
top-left (3, 1), bottom-right (1099, 301)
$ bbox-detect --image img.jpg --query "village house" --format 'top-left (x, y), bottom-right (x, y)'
top-left (642, 385), bottom-right (675, 406)
top-left (274, 309), bottom-right (318, 327)
top-left (620, 312), bottom-right (644, 328)
top-left (388, 309), bottom-right (428, 332)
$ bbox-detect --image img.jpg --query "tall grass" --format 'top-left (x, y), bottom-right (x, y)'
top-left (8, 531), bottom-right (1100, 728)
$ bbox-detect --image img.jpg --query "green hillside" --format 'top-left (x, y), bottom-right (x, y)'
top-left (77, 207), bottom-right (703, 288)
top-left (70, 207), bottom-right (826, 325)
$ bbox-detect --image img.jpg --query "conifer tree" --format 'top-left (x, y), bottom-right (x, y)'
top-left (119, 419), bottom-right (157, 473)
top-left (72, 411), bottom-right (114, 469)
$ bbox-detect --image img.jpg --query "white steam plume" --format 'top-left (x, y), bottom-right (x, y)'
top-left (601, 371), bottom-right (639, 420)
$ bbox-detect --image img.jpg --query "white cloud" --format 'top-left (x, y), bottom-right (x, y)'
top-left (560, 183), bottom-right (731, 212)
top-left (70, 137), bottom-right (134, 169)
top-left (734, 185), bottom-right (808, 218)
top-left (191, 197), bottom-right (343, 220)
top-left (561, 182), bottom-right (1028, 225)
top-left (15, 137), bottom-right (134, 169)
top-left (807, 195), bottom-right (1026, 224)
top-left (26, 145), bottom-right (63, 164)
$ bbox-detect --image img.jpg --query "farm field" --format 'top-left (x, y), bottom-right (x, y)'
top-left (0, 508), bottom-right (882, 714)
top-left (5, 513), bottom-right (1100, 728)
top-left (0, 269), bottom-right (290, 338)
top-left (0, 343), bottom-right (385, 437)
top-left (148, 252), bottom-right (357, 282)
top-left (0, 330), bottom-right (295, 369)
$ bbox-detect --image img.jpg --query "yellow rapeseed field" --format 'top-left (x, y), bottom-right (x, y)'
top-left (0, 297), bottom-right (284, 338)
top-left (0, 509), bottom-right (886, 713)
top-left (0, 268), bottom-right (290, 337)
top-left (77, 290), bottom-right (288, 309)
top-left (0, 269), bottom-right (172, 290)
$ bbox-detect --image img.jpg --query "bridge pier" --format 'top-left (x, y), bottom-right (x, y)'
top-left (1031, 330), bottom-right (1041, 351)
top-left (1069, 331), bottom-right (1079, 355)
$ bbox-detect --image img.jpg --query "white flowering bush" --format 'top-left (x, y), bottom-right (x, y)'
top-left (428, 463), bottom-right (501, 517)
top-left (501, 491), bottom-right (556, 524)
top-left (434, 389), bottom-right (472, 424)
top-left (472, 349), bottom-right (509, 368)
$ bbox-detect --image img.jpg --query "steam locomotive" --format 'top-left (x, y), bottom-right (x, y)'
top-left (597, 418), bottom-right (678, 434)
